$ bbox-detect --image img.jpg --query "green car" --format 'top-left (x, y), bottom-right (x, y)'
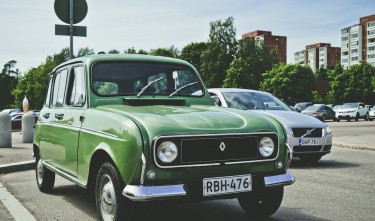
top-left (34, 54), bottom-right (294, 220)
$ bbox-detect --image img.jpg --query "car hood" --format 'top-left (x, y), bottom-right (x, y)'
top-left (97, 105), bottom-right (279, 136)
top-left (336, 108), bottom-right (357, 112)
top-left (251, 110), bottom-right (326, 128)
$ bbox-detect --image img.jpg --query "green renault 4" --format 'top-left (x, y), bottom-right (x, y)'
top-left (34, 54), bottom-right (294, 221)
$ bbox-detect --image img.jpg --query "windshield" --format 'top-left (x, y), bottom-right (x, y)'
top-left (303, 106), bottom-right (320, 112)
top-left (221, 91), bottom-right (292, 111)
top-left (342, 103), bottom-right (357, 108)
top-left (92, 62), bottom-right (204, 97)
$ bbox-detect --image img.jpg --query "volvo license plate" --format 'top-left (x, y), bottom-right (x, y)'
top-left (203, 175), bottom-right (252, 196)
top-left (299, 138), bottom-right (320, 145)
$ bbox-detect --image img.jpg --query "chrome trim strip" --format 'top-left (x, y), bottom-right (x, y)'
top-left (42, 161), bottom-right (86, 188)
top-left (264, 171), bottom-right (295, 188)
top-left (122, 184), bottom-right (186, 201)
top-left (140, 153), bottom-right (146, 185)
top-left (285, 143), bottom-right (293, 170)
top-left (153, 132), bottom-right (279, 168)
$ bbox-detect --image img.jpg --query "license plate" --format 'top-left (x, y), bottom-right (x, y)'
top-left (299, 138), bottom-right (320, 145)
top-left (203, 175), bottom-right (252, 196)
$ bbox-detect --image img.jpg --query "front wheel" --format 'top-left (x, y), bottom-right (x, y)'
top-left (238, 187), bottom-right (283, 218)
top-left (364, 113), bottom-right (369, 121)
top-left (95, 162), bottom-right (136, 221)
top-left (35, 152), bottom-right (55, 192)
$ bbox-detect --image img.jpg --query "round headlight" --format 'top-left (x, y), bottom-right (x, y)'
top-left (157, 141), bottom-right (178, 163)
top-left (259, 137), bottom-right (274, 157)
top-left (325, 125), bottom-right (332, 135)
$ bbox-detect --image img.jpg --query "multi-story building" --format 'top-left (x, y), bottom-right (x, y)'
top-left (242, 30), bottom-right (287, 64)
top-left (294, 43), bottom-right (341, 72)
top-left (341, 14), bottom-right (375, 69)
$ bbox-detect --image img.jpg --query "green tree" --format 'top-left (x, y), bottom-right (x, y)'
top-left (223, 37), bottom-right (275, 89)
top-left (108, 49), bottom-right (120, 54)
top-left (260, 64), bottom-right (316, 105)
top-left (12, 48), bottom-right (70, 109)
top-left (2, 60), bottom-right (21, 78)
top-left (150, 45), bottom-right (179, 58)
top-left (124, 47), bottom-right (149, 55)
top-left (200, 17), bottom-right (237, 87)
top-left (331, 61), bottom-right (375, 104)
top-left (77, 47), bottom-right (95, 57)
top-left (0, 73), bottom-right (18, 109)
top-left (179, 42), bottom-right (208, 72)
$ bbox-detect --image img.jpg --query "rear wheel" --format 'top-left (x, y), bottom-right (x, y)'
top-left (35, 152), bottom-right (55, 192)
top-left (355, 113), bottom-right (359, 121)
top-left (238, 187), bottom-right (283, 218)
top-left (364, 113), bottom-right (369, 121)
top-left (299, 155), bottom-right (322, 163)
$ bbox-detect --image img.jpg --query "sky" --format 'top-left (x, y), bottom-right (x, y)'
top-left (1, 0), bottom-right (375, 74)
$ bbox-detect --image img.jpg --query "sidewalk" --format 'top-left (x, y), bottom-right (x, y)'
top-left (1, 131), bottom-right (375, 174)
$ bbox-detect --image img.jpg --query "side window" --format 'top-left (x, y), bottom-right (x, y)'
top-left (44, 76), bottom-right (53, 107)
top-left (66, 66), bottom-right (86, 106)
top-left (52, 69), bottom-right (68, 107)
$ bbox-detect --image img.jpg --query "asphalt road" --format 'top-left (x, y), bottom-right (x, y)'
top-left (0, 146), bottom-right (374, 221)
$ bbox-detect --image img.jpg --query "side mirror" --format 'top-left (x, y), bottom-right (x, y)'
top-left (211, 96), bottom-right (221, 106)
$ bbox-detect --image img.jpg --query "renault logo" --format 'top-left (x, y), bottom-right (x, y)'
top-left (219, 142), bottom-right (226, 151)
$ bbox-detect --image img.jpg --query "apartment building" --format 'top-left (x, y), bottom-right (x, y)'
top-left (341, 14), bottom-right (375, 69)
top-left (242, 30), bottom-right (287, 64)
top-left (294, 43), bottom-right (341, 72)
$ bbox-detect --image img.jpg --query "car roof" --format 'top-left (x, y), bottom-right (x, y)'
top-left (208, 88), bottom-right (271, 95)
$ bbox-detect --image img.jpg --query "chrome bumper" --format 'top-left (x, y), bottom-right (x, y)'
top-left (122, 171), bottom-right (295, 201)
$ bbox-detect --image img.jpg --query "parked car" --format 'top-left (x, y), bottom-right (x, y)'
top-left (332, 105), bottom-right (343, 111)
top-left (335, 102), bottom-right (369, 121)
top-left (10, 113), bottom-right (38, 130)
top-left (369, 105), bottom-right (375, 121)
top-left (294, 102), bottom-right (313, 112)
top-left (208, 88), bottom-right (333, 163)
top-left (301, 105), bottom-right (336, 122)
top-left (34, 55), bottom-right (294, 220)
top-left (1, 108), bottom-right (20, 116)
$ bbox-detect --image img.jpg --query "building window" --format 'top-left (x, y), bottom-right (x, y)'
top-left (368, 38), bottom-right (375, 43)
top-left (351, 33), bottom-right (359, 39)
top-left (351, 41), bottom-right (358, 46)
top-left (352, 49), bottom-right (358, 54)
top-left (351, 57), bottom-right (358, 61)
top-left (368, 22), bottom-right (375, 28)
top-left (368, 46), bottom-right (375, 51)
top-left (368, 54), bottom-right (375, 59)
top-left (369, 30), bottom-right (375, 35)
top-left (342, 36), bottom-right (348, 41)
top-left (342, 51), bottom-right (349, 56)
top-left (342, 58), bottom-right (348, 63)
top-left (341, 29), bottom-right (348, 34)
top-left (369, 62), bottom-right (375, 66)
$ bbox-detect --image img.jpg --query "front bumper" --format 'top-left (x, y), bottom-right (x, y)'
top-left (122, 171), bottom-right (295, 201)
top-left (336, 112), bottom-right (356, 119)
top-left (289, 134), bottom-right (332, 157)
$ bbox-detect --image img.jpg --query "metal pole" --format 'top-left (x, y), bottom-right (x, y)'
top-left (69, 0), bottom-right (74, 59)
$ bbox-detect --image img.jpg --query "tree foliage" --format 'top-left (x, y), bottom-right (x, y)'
top-left (77, 47), bottom-right (95, 57)
top-left (200, 17), bottom-right (237, 87)
top-left (179, 42), bottom-right (208, 72)
top-left (330, 61), bottom-right (375, 104)
top-left (260, 64), bottom-right (316, 105)
top-left (12, 48), bottom-right (70, 110)
top-left (223, 37), bottom-right (275, 89)
top-left (150, 45), bottom-right (179, 58)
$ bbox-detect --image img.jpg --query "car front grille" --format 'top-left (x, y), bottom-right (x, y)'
top-left (293, 145), bottom-right (322, 152)
top-left (153, 133), bottom-right (279, 168)
top-left (292, 128), bottom-right (322, 137)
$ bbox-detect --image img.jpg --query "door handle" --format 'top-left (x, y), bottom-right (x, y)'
top-left (43, 113), bottom-right (50, 119)
top-left (55, 113), bottom-right (64, 120)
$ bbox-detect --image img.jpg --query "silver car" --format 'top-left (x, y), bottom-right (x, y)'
top-left (208, 88), bottom-right (333, 163)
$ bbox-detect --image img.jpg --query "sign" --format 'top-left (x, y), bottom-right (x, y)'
top-left (55, 24), bottom-right (87, 37)
top-left (54, 0), bottom-right (88, 24)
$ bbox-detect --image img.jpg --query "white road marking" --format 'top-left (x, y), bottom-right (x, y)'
top-left (0, 182), bottom-right (36, 221)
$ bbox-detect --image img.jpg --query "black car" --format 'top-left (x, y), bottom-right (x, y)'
top-left (301, 105), bottom-right (336, 122)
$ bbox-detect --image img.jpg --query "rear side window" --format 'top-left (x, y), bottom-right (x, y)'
top-left (44, 76), bottom-right (53, 106)
top-left (52, 69), bottom-right (68, 107)
top-left (66, 66), bottom-right (86, 106)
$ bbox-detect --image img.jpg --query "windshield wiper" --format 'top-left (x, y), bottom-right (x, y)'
top-left (168, 81), bottom-right (198, 97)
top-left (137, 77), bottom-right (164, 97)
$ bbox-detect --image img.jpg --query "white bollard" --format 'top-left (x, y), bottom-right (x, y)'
top-left (0, 112), bottom-right (12, 148)
top-left (22, 113), bottom-right (34, 143)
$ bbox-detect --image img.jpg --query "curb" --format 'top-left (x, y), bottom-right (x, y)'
top-left (0, 160), bottom-right (35, 174)
top-left (333, 142), bottom-right (375, 151)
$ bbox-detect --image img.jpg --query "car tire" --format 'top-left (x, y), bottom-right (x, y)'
top-left (95, 162), bottom-right (135, 221)
top-left (35, 152), bottom-right (55, 193)
top-left (370, 118), bottom-right (374, 121)
top-left (364, 113), bottom-right (369, 121)
top-left (298, 155), bottom-right (322, 163)
top-left (321, 115), bottom-right (325, 122)
top-left (336, 118), bottom-right (340, 122)
top-left (238, 187), bottom-right (283, 219)
top-left (347, 116), bottom-right (351, 122)
top-left (355, 113), bottom-right (359, 121)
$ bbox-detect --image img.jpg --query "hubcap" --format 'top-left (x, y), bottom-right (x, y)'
top-left (37, 159), bottom-right (44, 184)
top-left (98, 174), bottom-right (116, 221)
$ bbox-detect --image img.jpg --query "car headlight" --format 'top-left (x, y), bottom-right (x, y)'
top-left (325, 125), bottom-right (332, 135)
top-left (259, 137), bottom-right (274, 157)
top-left (157, 141), bottom-right (178, 163)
